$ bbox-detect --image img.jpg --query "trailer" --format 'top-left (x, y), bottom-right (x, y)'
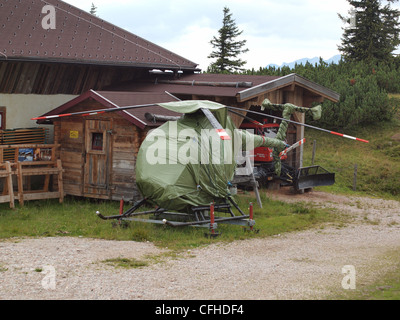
top-left (239, 119), bottom-right (335, 192)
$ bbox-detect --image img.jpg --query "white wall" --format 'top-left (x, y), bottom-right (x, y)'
top-left (0, 93), bottom-right (77, 141)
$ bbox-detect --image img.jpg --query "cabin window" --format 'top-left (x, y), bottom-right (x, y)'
top-left (91, 132), bottom-right (104, 151)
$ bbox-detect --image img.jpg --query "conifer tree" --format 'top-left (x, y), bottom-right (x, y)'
top-left (208, 7), bottom-right (249, 73)
top-left (90, 3), bottom-right (98, 16)
top-left (338, 0), bottom-right (400, 62)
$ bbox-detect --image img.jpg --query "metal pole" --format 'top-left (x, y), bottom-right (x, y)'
top-left (312, 140), bottom-right (317, 165)
top-left (249, 203), bottom-right (254, 231)
top-left (119, 198), bottom-right (124, 215)
top-left (31, 103), bottom-right (159, 120)
top-left (227, 106), bottom-right (369, 144)
top-left (119, 197), bottom-right (124, 226)
top-left (210, 202), bottom-right (215, 235)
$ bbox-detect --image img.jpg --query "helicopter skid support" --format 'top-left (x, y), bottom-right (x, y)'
top-left (96, 198), bottom-right (255, 233)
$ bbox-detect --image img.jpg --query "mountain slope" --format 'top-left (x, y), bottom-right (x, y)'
top-left (268, 54), bottom-right (341, 69)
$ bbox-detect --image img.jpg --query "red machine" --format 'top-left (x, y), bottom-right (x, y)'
top-left (239, 120), bottom-right (288, 163)
top-left (239, 119), bottom-right (335, 191)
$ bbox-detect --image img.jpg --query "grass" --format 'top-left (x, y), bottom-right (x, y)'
top-left (0, 193), bottom-right (339, 250)
top-left (331, 251), bottom-right (400, 300)
top-left (102, 257), bottom-right (149, 269)
top-left (101, 251), bottom-right (186, 269)
top-left (302, 114), bottom-right (400, 199)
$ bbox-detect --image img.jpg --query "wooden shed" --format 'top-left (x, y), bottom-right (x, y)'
top-left (37, 90), bottom-right (179, 201)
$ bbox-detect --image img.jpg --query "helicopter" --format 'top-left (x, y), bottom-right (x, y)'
top-left (33, 97), bottom-right (368, 231)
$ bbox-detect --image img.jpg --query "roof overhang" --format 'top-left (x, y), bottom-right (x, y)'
top-left (36, 90), bottom-right (179, 129)
top-left (237, 73), bottom-right (340, 103)
top-left (0, 56), bottom-right (201, 72)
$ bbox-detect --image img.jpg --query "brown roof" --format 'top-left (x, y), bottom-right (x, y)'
top-left (37, 90), bottom-right (181, 129)
top-left (106, 73), bottom-right (340, 102)
top-left (1, 0), bottom-right (198, 71)
top-left (107, 73), bottom-right (282, 98)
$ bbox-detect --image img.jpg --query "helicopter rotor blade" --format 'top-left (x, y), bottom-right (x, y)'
top-left (164, 91), bottom-right (231, 141)
top-left (31, 103), bottom-right (158, 121)
top-left (227, 106), bottom-right (369, 144)
top-left (32, 98), bottom-right (364, 144)
top-left (32, 94), bottom-right (232, 141)
top-left (228, 109), bottom-right (264, 127)
top-left (200, 107), bottom-right (231, 140)
top-left (279, 138), bottom-right (306, 158)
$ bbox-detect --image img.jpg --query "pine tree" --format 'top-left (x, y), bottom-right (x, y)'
top-left (208, 7), bottom-right (249, 73)
top-left (90, 3), bottom-right (98, 16)
top-left (338, 0), bottom-right (400, 62)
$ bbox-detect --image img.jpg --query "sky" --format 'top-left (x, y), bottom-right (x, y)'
top-left (61, 0), bottom-right (356, 71)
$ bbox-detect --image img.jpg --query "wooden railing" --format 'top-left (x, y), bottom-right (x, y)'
top-left (0, 144), bottom-right (64, 208)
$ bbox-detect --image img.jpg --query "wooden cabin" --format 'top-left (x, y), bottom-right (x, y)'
top-left (37, 90), bottom-right (179, 201)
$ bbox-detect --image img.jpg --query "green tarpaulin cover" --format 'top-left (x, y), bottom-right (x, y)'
top-left (135, 100), bottom-right (285, 212)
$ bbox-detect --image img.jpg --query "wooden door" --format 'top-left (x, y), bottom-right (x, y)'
top-left (84, 119), bottom-right (112, 199)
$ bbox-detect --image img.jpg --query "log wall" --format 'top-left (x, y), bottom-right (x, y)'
top-left (53, 100), bottom-right (145, 201)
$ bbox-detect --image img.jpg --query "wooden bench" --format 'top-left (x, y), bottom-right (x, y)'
top-left (16, 159), bottom-right (64, 206)
top-left (0, 144), bottom-right (64, 207)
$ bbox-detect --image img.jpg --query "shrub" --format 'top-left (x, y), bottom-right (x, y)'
top-left (244, 59), bottom-right (399, 130)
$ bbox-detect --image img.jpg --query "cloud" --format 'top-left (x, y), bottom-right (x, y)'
top-left (157, 18), bottom-right (216, 70)
top-left (63, 0), bottom-right (353, 69)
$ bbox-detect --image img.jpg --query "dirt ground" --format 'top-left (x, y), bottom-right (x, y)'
top-left (0, 189), bottom-right (399, 300)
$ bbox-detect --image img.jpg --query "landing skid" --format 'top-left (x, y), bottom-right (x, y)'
top-left (96, 197), bottom-right (256, 231)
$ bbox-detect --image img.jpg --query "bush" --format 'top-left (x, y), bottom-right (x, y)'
top-left (320, 73), bottom-right (391, 129)
top-left (243, 59), bottom-right (400, 130)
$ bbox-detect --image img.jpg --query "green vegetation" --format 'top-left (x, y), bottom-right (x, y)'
top-left (338, 0), bottom-right (400, 62)
top-left (244, 58), bottom-right (400, 130)
top-left (238, 1), bottom-right (400, 130)
top-left (333, 251), bottom-right (400, 300)
top-left (302, 104), bottom-right (400, 199)
top-left (101, 251), bottom-right (187, 269)
top-left (102, 257), bottom-right (149, 269)
top-left (0, 194), bottom-right (338, 250)
top-left (207, 6), bottom-right (249, 73)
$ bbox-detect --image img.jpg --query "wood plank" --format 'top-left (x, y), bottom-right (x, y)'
top-left (238, 74), bottom-right (296, 102)
top-left (57, 159), bottom-right (64, 203)
top-left (0, 144), bottom-right (59, 149)
top-left (60, 150), bottom-right (83, 164)
top-left (63, 184), bottom-right (83, 196)
top-left (0, 194), bottom-right (16, 203)
top-left (112, 151), bottom-right (135, 161)
top-left (6, 162), bottom-right (14, 208)
top-left (112, 159), bottom-right (134, 170)
top-left (112, 174), bottom-right (135, 184)
top-left (17, 168), bottom-right (61, 176)
top-left (0, 162), bottom-right (15, 208)
top-left (17, 162), bottom-right (24, 206)
top-left (21, 192), bottom-right (61, 201)
top-left (61, 162), bottom-right (83, 171)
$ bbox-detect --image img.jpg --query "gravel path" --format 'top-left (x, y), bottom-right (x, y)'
top-left (1, 190), bottom-right (399, 300)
